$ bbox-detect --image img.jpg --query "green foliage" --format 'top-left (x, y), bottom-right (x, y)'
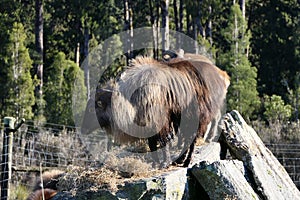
top-left (0, 0), bottom-right (299, 124)
top-left (248, 0), bottom-right (300, 97)
top-left (1, 22), bottom-right (35, 119)
top-left (263, 94), bottom-right (292, 123)
top-left (285, 72), bottom-right (300, 120)
top-left (45, 52), bottom-right (86, 125)
top-left (218, 3), bottom-right (260, 119)
top-left (197, 35), bottom-right (216, 61)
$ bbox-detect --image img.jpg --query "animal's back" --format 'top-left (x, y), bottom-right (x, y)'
top-left (112, 56), bottom-right (199, 140)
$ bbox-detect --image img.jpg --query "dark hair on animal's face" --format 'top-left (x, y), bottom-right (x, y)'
top-left (95, 89), bottom-right (112, 128)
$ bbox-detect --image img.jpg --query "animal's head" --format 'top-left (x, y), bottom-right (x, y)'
top-left (95, 88), bottom-right (113, 129)
top-left (81, 88), bottom-right (113, 135)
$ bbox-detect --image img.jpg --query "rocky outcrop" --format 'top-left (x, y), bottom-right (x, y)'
top-left (52, 167), bottom-right (188, 200)
top-left (191, 160), bottom-right (260, 200)
top-left (51, 110), bottom-right (300, 200)
top-left (219, 110), bottom-right (300, 200)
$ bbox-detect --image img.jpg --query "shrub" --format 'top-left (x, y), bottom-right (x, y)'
top-left (263, 94), bottom-right (292, 123)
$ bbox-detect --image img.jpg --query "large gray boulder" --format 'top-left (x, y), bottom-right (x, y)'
top-left (191, 160), bottom-right (260, 200)
top-left (219, 110), bottom-right (300, 200)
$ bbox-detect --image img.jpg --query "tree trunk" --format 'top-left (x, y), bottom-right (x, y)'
top-left (194, 0), bottom-right (205, 54)
top-left (177, 0), bottom-right (183, 48)
top-left (75, 43), bottom-right (80, 66)
top-left (149, 0), bottom-right (158, 59)
top-left (233, 0), bottom-right (239, 61)
top-left (173, 0), bottom-right (179, 31)
top-left (161, 0), bottom-right (170, 51)
top-left (35, 0), bottom-right (43, 96)
top-left (239, 0), bottom-right (248, 57)
top-left (84, 22), bottom-right (90, 98)
top-left (156, 0), bottom-right (160, 55)
top-left (186, 13), bottom-right (191, 37)
top-left (129, 1), bottom-right (133, 59)
top-left (123, 0), bottom-right (133, 64)
top-left (240, 0), bottom-right (245, 19)
top-left (207, 5), bottom-right (213, 46)
top-left (193, 23), bottom-right (198, 54)
top-left (179, 0), bottom-right (183, 32)
top-left (195, 0), bottom-right (204, 38)
top-left (123, 0), bottom-right (130, 64)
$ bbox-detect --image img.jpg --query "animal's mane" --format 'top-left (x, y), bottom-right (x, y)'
top-left (129, 56), bottom-right (161, 68)
top-left (183, 53), bottom-right (213, 64)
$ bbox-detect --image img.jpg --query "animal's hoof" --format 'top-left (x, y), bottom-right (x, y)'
top-left (159, 162), bottom-right (171, 169)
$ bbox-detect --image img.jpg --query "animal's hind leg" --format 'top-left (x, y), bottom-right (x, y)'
top-left (183, 138), bottom-right (196, 167)
top-left (173, 137), bottom-right (196, 167)
top-left (219, 134), bottom-right (228, 159)
top-left (173, 149), bottom-right (188, 166)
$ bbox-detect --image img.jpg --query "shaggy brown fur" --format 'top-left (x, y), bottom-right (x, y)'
top-left (26, 170), bottom-right (64, 200)
top-left (81, 53), bottom-right (229, 167)
top-left (162, 50), bottom-right (230, 141)
top-left (162, 50), bottom-right (230, 161)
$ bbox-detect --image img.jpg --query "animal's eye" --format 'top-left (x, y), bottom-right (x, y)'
top-left (96, 101), bottom-right (103, 108)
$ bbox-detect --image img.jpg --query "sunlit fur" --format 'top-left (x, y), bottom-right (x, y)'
top-left (112, 57), bottom-right (201, 143)
top-left (162, 51), bottom-right (230, 142)
top-left (81, 53), bottom-right (230, 166)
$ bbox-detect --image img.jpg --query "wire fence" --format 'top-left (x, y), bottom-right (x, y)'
top-left (0, 121), bottom-right (299, 199)
top-left (266, 143), bottom-right (300, 188)
top-left (13, 123), bottom-right (87, 168)
top-left (0, 121), bottom-right (109, 200)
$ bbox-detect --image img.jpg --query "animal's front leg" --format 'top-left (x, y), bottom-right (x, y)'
top-left (148, 135), bottom-right (159, 167)
top-left (148, 135), bottom-right (172, 168)
top-left (161, 143), bottom-right (171, 168)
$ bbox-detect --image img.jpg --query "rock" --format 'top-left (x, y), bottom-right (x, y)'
top-left (221, 110), bottom-right (300, 200)
top-left (191, 160), bottom-right (260, 200)
top-left (188, 142), bottom-right (221, 167)
top-left (55, 167), bottom-right (188, 200)
top-left (115, 168), bottom-right (188, 200)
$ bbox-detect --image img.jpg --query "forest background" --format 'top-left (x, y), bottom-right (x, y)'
top-left (0, 0), bottom-right (299, 143)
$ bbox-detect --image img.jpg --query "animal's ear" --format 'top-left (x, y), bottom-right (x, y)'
top-left (162, 49), bottom-right (185, 61)
top-left (162, 50), bottom-right (178, 61)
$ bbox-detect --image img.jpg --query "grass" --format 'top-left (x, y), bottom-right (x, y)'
top-left (10, 184), bottom-right (31, 200)
top-left (57, 154), bottom-right (181, 197)
top-left (250, 120), bottom-right (300, 143)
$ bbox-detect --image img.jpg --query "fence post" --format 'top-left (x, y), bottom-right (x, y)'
top-left (1, 117), bottom-right (24, 200)
top-left (1, 117), bottom-right (16, 200)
